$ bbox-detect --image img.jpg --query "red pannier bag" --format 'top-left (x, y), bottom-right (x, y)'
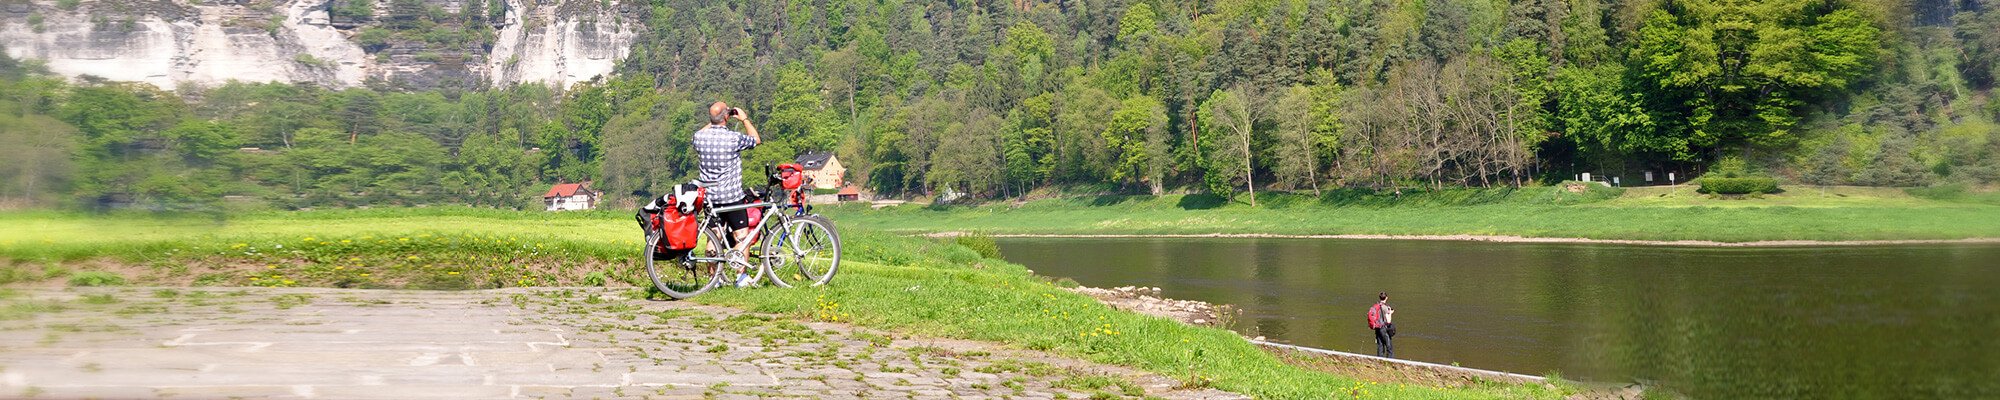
top-left (777, 163), bottom-right (806, 191)
top-left (663, 185), bottom-right (703, 251)
top-left (640, 184), bottom-right (704, 259)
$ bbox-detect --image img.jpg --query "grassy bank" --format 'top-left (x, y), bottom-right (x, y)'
top-left (0, 209), bottom-right (1564, 399)
top-left (824, 185), bottom-right (2000, 242)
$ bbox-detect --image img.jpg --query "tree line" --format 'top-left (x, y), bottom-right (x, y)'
top-left (5, 0), bottom-right (2000, 210)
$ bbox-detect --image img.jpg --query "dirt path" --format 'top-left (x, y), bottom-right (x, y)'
top-left (0, 287), bottom-right (1245, 399)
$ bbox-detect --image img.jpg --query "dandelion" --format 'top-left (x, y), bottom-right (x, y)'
top-left (359, 273), bottom-right (370, 277)
top-left (267, 265), bottom-right (277, 269)
top-left (448, 271), bottom-right (460, 275)
top-left (341, 239), bottom-right (352, 244)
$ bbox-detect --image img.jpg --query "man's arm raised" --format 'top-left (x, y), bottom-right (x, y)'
top-left (734, 108), bottom-right (761, 146)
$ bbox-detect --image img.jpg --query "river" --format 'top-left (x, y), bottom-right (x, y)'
top-left (994, 237), bottom-right (2000, 398)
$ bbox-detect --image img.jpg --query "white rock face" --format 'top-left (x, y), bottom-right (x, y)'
top-left (488, 0), bottom-right (637, 88)
top-left (1, 14), bottom-right (186, 87)
top-left (0, 0), bottom-right (633, 89)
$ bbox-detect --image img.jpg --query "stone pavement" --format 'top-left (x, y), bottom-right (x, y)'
top-left (0, 287), bottom-right (1247, 399)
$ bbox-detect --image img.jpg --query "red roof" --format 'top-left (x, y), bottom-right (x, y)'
top-left (544, 182), bottom-right (593, 198)
top-left (837, 185), bottom-right (862, 196)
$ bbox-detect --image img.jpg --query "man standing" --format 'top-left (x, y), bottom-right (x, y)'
top-left (693, 101), bottom-right (761, 287)
top-left (1369, 292), bottom-right (1395, 358)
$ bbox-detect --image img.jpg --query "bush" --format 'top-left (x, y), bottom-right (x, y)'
top-left (68, 271), bottom-right (127, 287)
top-left (1698, 177), bottom-right (1781, 195)
top-left (951, 232), bottom-right (1003, 260)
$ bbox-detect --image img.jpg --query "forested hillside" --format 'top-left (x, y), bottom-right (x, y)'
top-left (4, 0), bottom-right (2000, 210)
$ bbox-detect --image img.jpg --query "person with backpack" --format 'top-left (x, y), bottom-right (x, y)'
top-left (1368, 292), bottom-right (1395, 358)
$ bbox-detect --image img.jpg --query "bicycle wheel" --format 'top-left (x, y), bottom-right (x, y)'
top-left (766, 215), bottom-right (841, 288)
top-left (645, 230), bottom-right (719, 300)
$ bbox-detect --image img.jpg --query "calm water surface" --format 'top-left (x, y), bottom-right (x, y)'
top-left (995, 237), bottom-right (2000, 398)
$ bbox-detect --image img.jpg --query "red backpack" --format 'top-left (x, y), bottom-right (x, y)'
top-left (1366, 303), bottom-right (1385, 329)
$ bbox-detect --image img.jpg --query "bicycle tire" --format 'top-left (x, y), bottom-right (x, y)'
top-left (645, 230), bottom-right (719, 300)
top-left (766, 215), bottom-right (841, 288)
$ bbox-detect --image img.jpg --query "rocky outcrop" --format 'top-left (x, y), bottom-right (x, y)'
top-left (487, 0), bottom-right (636, 88)
top-left (1068, 285), bottom-right (1237, 327)
top-left (0, 0), bottom-right (635, 90)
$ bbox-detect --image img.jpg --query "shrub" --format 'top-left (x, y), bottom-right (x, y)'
top-left (68, 271), bottom-right (127, 287)
top-left (1711, 156), bottom-right (1752, 178)
top-left (1698, 177), bottom-right (1781, 195)
top-left (1549, 181), bottom-right (1625, 205)
top-left (951, 232), bottom-right (1002, 260)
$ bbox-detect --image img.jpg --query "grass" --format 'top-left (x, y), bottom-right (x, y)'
top-left (0, 208), bottom-right (1557, 399)
top-left (821, 185), bottom-right (2000, 242)
top-left (67, 271), bottom-right (126, 287)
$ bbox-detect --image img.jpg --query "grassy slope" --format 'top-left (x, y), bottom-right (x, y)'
top-left (825, 186), bottom-right (2000, 242)
top-left (0, 209), bottom-right (1561, 399)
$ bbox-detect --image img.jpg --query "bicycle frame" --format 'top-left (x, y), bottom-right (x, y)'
top-left (681, 188), bottom-right (806, 269)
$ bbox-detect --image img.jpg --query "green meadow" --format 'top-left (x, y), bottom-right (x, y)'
top-left (0, 209), bottom-right (1568, 399)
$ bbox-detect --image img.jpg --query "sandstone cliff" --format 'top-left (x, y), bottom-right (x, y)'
top-left (0, 0), bottom-right (637, 90)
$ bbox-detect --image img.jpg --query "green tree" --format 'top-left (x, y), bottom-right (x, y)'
top-left (1627, 0), bottom-right (1880, 159)
top-left (1102, 95), bottom-right (1168, 194)
top-left (1272, 84), bottom-right (1340, 195)
top-left (927, 111), bottom-right (1004, 197)
top-left (0, 105), bottom-right (79, 205)
top-left (1199, 86), bottom-right (1257, 206)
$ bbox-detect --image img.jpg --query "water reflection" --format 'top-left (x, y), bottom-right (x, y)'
top-left (996, 238), bottom-right (2000, 398)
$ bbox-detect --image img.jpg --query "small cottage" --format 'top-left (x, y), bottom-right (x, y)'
top-left (837, 185), bottom-right (863, 202)
top-left (543, 182), bottom-right (600, 211)
top-left (794, 152), bottom-right (846, 190)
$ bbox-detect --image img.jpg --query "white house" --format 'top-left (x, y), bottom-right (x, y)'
top-left (542, 182), bottom-right (600, 211)
top-left (794, 152), bottom-right (846, 190)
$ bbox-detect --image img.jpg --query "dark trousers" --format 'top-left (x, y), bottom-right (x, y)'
top-left (1373, 327), bottom-right (1394, 358)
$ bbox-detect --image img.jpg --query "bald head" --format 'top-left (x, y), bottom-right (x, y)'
top-left (708, 102), bottom-right (730, 125)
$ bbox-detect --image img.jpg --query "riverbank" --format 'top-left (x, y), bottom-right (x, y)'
top-left (0, 209), bottom-right (1572, 399)
top-left (827, 185), bottom-right (2000, 243)
top-left (1059, 284), bottom-right (1641, 397)
top-left (938, 232), bottom-right (2000, 247)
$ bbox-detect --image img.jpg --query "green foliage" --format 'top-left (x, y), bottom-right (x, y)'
top-left (0, 0), bottom-right (1987, 211)
top-left (67, 271), bottom-right (126, 287)
top-left (949, 232), bottom-right (1003, 260)
top-left (1698, 177), bottom-right (1781, 195)
top-left (1710, 156), bottom-right (1752, 178)
top-left (1627, 0), bottom-right (1881, 158)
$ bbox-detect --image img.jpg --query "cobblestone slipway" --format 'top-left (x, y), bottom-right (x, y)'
top-left (0, 287), bottom-right (1246, 399)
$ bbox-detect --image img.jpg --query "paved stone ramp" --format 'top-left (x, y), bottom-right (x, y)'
top-left (0, 287), bottom-right (1246, 399)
